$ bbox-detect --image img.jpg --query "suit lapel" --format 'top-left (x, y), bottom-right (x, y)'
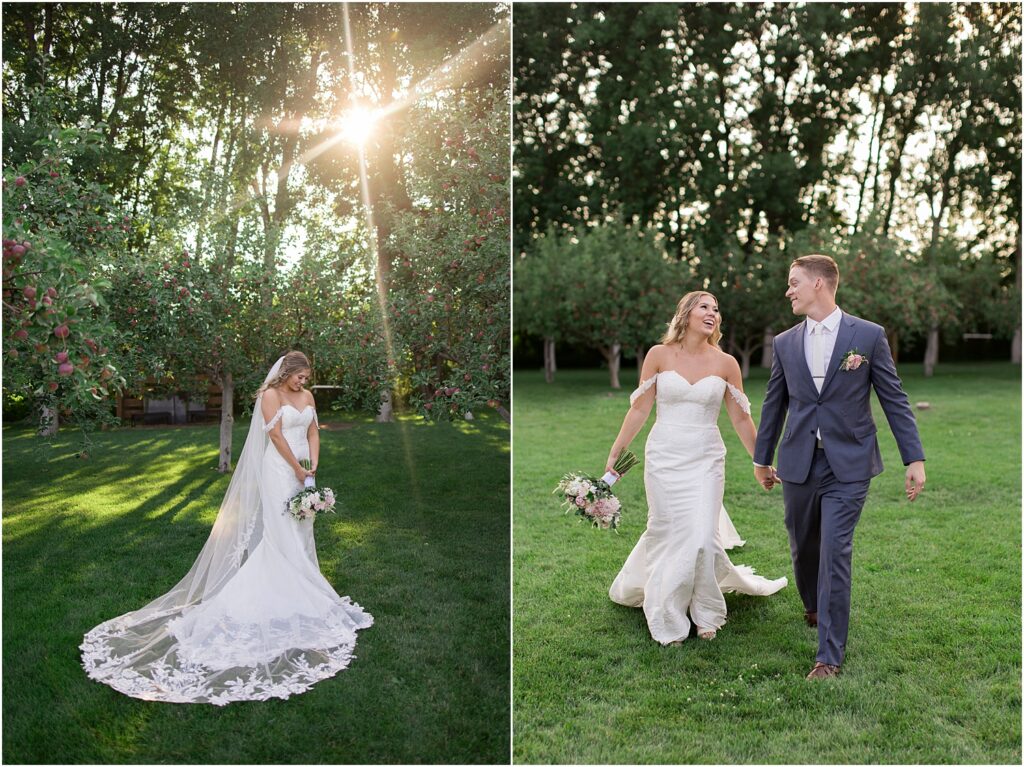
top-left (790, 320), bottom-right (818, 395)
top-left (820, 313), bottom-right (857, 394)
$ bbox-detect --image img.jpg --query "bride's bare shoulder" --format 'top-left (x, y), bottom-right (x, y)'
top-left (646, 344), bottom-right (672, 365)
top-left (712, 348), bottom-right (743, 382)
top-left (260, 386), bottom-right (282, 421)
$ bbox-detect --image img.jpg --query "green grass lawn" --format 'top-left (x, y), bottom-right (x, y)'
top-left (513, 363), bottom-right (1021, 764)
top-left (3, 410), bottom-right (509, 764)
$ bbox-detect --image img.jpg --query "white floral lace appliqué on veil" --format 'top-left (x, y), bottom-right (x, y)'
top-left (80, 390), bottom-right (372, 706)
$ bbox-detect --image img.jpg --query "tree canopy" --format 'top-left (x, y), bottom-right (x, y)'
top-left (514, 2), bottom-right (1021, 374)
top-left (3, 2), bottom-right (510, 460)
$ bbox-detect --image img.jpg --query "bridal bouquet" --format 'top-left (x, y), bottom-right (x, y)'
top-left (286, 460), bottom-right (338, 521)
top-left (553, 450), bottom-right (639, 530)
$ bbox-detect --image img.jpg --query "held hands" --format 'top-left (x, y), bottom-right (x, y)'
top-left (905, 461), bottom-right (926, 502)
top-left (293, 465), bottom-right (315, 484)
top-left (754, 465), bottom-right (781, 491)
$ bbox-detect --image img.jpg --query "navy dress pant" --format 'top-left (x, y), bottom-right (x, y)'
top-left (782, 447), bottom-right (870, 666)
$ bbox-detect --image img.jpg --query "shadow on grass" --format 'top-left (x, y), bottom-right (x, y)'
top-left (3, 412), bottom-right (510, 764)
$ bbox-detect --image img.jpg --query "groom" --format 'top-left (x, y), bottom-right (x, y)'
top-left (753, 254), bottom-right (926, 680)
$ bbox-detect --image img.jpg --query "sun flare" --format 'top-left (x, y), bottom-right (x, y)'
top-left (336, 107), bottom-right (378, 147)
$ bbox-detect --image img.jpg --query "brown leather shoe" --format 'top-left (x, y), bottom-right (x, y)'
top-left (804, 611), bottom-right (818, 627)
top-left (806, 662), bottom-right (841, 680)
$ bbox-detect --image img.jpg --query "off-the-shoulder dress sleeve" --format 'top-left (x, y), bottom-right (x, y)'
top-left (262, 409), bottom-right (284, 433)
top-left (630, 374), bottom-right (659, 406)
top-left (311, 408), bottom-right (319, 427)
top-left (725, 382), bottom-right (751, 414)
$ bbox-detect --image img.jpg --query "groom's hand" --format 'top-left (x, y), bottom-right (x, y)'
top-left (754, 465), bottom-right (779, 491)
top-left (905, 461), bottom-right (926, 501)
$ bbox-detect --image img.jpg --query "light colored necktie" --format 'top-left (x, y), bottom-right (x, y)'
top-left (811, 323), bottom-right (825, 443)
top-left (811, 323), bottom-right (825, 393)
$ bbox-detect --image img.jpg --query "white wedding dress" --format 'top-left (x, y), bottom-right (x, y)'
top-left (609, 371), bottom-right (787, 644)
top-left (81, 365), bottom-right (372, 705)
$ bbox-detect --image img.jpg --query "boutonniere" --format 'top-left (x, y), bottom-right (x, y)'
top-left (840, 349), bottom-right (868, 371)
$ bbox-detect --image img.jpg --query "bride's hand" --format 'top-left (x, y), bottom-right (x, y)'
top-left (605, 450), bottom-right (619, 474)
top-left (294, 465), bottom-right (313, 484)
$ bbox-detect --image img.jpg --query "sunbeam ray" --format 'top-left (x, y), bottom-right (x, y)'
top-left (342, 0), bottom-right (419, 509)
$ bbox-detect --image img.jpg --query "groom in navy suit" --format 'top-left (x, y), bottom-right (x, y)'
top-left (753, 255), bottom-right (926, 680)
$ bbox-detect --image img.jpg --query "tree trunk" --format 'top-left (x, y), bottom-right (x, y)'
top-left (761, 327), bottom-right (775, 368)
top-left (1014, 237), bottom-right (1022, 364)
top-left (882, 121), bottom-right (918, 236)
top-left (543, 336), bottom-right (556, 383)
top-left (887, 329), bottom-right (900, 364)
top-left (38, 402), bottom-right (58, 436)
top-left (217, 373), bottom-right (234, 473)
top-left (375, 389), bottom-right (394, 423)
top-left (635, 345), bottom-right (647, 377)
top-left (852, 95), bottom-right (883, 235)
top-left (43, 4), bottom-right (53, 57)
top-left (738, 348), bottom-right (752, 379)
top-left (365, 54), bottom-right (412, 423)
top-left (195, 93), bottom-right (226, 259)
top-left (600, 343), bottom-right (622, 389)
top-left (923, 323), bottom-right (939, 377)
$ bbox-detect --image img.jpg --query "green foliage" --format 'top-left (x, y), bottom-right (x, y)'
top-left (284, 243), bottom-right (391, 414)
top-left (514, 2), bottom-right (1022, 365)
top-left (520, 220), bottom-right (679, 354)
top-left (513, 225), bottom-right (572, 343)
top-left (3, 3), bottom-right (512, 432)
top-left (107, 243), bottom-right (271, 401)
top-left (387, 93), bottom-right (510, 419)
top-left (2, 110), bottom-right (129, 428)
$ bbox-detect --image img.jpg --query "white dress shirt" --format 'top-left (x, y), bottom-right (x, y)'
top-left (804, 306), bottom-right (843, 382)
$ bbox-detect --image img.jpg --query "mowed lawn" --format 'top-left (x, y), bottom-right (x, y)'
top-left (513, 363), bottom-right (1020, 764)
top-left (3, 410), bottom-right (509, 764)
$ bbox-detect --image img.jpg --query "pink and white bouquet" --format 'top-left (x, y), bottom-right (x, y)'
top-left (553, 450), bottom-right (639, 530)
top-left (287, 485), bottom-right (337, 520)
top-left (286, 459), bottom-right (338, 520)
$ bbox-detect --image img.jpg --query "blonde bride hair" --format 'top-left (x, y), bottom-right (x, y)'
top-left (256, 351), bottom-right (311, 398)
top-left (660, 291), bottom-right (722, 347)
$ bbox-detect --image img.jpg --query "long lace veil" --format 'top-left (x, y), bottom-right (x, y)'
top-left (134, 356), bottom-right (284, 615)
top-left (82, 358), bottom-right (283, 653)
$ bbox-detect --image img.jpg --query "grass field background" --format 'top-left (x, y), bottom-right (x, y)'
top-left (513, 363), bottom-right (1021, 764)
top-left (3, 410), bottom-right (509, 764)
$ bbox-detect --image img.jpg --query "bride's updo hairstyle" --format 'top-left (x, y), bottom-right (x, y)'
top-left (661, 290), bottom-right (722, 348)
top-left (257, 351), bottom-right (311, 398)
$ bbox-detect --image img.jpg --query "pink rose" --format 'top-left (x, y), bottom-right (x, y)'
top-left (846, 354), bottom-right (863, 370)
top-left (574, 495), bottom-right (587, 507)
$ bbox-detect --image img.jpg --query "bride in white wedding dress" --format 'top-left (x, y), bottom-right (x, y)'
top-left (606, 292), bottom-right (787, 645)
top-left (81, 351), bottom-right (372, 705)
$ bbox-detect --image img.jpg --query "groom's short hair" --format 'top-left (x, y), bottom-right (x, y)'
top-left (792, 254), bottom-right (839, 292)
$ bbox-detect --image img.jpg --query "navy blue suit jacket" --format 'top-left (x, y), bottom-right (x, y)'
top-left (754, 312), bottom-right (925, 484)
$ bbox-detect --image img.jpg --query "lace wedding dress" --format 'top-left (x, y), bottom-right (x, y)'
top-left (609, 371), bottom-right (787, 644)
top-left (81, 360), bottom-right (372, 705)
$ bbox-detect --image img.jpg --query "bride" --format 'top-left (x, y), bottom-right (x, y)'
top-left (81, 351), bottom-right (373, 705)
top-left (606, 292), bottom-right (787, 644)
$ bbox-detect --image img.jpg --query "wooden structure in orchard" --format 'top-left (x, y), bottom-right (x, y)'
top-left (116, 378), bottom-right (223, 426)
